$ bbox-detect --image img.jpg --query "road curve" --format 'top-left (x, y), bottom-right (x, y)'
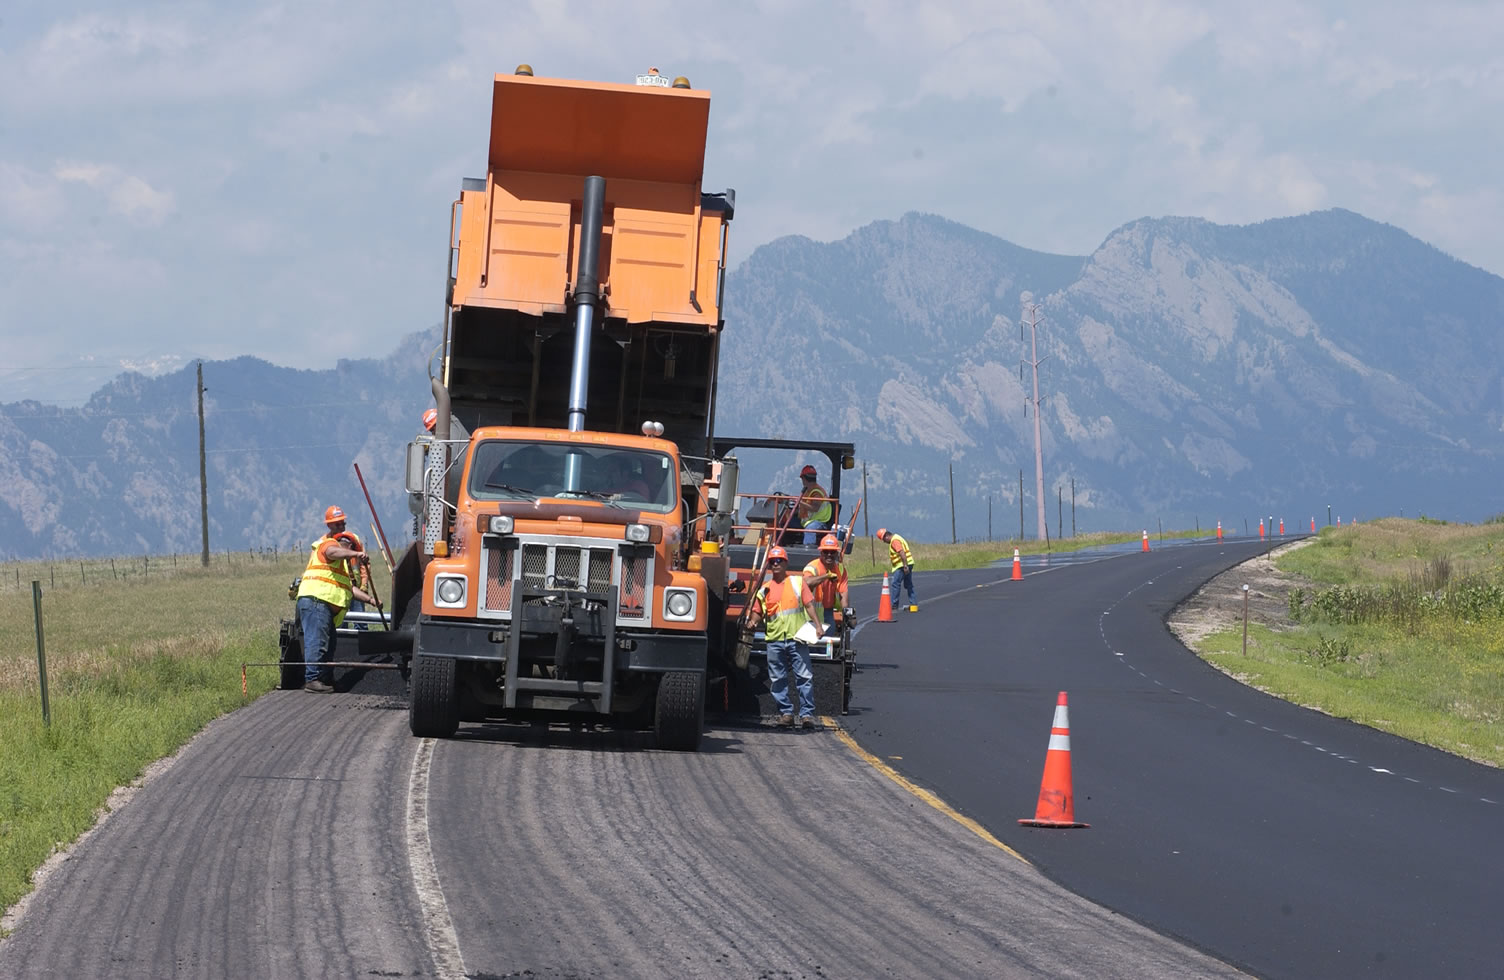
top-left (844, 537), bottom-right (1504, 978)
top-left (0, 676), bottom-right (1240, 977)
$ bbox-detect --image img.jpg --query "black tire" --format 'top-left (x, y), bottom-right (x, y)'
top-left (277, 620), bottom-right (305, 691)
top-left (409, 654), bottom-right (459, 738)
top-left (654, 671), bottom-right (704, 751)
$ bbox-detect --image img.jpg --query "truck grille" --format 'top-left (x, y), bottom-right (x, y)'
top-left (479, 540), bottom-right (651, 622)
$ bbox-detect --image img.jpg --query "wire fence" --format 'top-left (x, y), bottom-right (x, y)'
top-left (0, 548), bottom-right (300, 595)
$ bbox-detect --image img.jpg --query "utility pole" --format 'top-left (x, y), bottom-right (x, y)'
top-left (1070, 476), bottom-right (1076, 537)
top-left (1022, 304), bottom-right (1048, 540)
top-left (1019, 469), bottom-right (1024, 542)
top-left (948, 463), bottom-right (957, 544)
top-left (197, 362), bottom-right (209, 567)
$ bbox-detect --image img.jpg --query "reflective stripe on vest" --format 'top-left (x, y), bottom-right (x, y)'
top-left (888, 534), bottom-right (911, 570)
top-left (297, 537), bottom-right (353, 611)
top-left (802, 484), bottom-right (832, 524)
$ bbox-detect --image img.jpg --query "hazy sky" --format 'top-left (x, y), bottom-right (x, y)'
top-left (3, 1), bottom-right (1500, 404)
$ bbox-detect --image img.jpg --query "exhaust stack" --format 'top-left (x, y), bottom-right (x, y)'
top-left (567, 175), bottom-right (606, 434)
top-left (564, 175), bottom-right (605, 492)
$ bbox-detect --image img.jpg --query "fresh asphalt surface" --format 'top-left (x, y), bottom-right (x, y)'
top-left (845, 536), bottom-right (1504, 978)
top-left (1, 536), bottom-right (1499, 977)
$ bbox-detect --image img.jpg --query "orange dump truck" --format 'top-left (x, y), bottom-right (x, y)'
top-left (389, 67), bottom-right (739, 750)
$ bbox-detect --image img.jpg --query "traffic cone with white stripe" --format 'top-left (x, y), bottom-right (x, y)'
top-left (1141, 530), bottom-right (1149, 552)
top-left (877, 573), bottom-right (894, 623)
top-left (1011, 548), bottom-right (1023, 581)
top-left (1216, 520), bottom-right (1222, 541)
top-left (1019, 691), bottom-right (1089, 828)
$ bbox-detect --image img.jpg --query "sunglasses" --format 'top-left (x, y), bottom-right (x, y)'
top-left (768, 558), bottom-right (786, 565)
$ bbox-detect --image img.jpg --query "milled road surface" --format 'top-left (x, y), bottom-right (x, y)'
top-left (0, 658), bottom-right (1239, 977)
top-left (845, 537), bottom-right (1504, 978)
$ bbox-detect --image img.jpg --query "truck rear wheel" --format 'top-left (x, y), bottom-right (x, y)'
top-left (409, 654), bottom-right (459, 738)
top-left (654, 671), bottom-right (704, 751)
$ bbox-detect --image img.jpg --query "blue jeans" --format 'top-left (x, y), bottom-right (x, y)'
top-left (297, 596), bottom-right (335, 684)
top-left (889, 566), bottom-right (916, 605)
top-left (766, 638), bottom-right (816, 719)
top-left (802, 519), bottom-right (830, 546)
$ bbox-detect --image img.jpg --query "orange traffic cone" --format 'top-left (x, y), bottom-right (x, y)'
top-left (1019, 691), bottom-right (1089, 828)
top-left (1141, 530), bottom-right (1149, 552)
top-left (1311, 517), bottom-right (1316, 533)
top-left (1216, 520), bottom-right (1222, 541)
top-left (1278, 518), bottom-right (1284, 535)
top-left (1011, 548), bottom-right (1022, 580)
top-left (1258, 519), bottom-right (1265, 540)
top-left (877, 573), bottom-right (894, 623)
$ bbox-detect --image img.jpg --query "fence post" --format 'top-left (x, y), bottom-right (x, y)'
top-left (32, 581), bottom-right (50, 726)
top-left (111, 558), bottom-right (118, 580)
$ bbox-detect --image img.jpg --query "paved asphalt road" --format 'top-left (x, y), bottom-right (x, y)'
top-left (3, 537), bottom-right (1498, 977)
top-left (845, 537), bottom-right (1504, 978)
top-left (0, 609), bottom-right (1238, 975)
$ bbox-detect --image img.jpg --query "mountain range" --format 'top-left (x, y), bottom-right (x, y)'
top-left (3, 207), bottom-right (1501, 559)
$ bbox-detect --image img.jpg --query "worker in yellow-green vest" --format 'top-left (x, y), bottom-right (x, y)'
top-left (747, 546), bottom-right (822, 728)
top-left (797, 463), bottom-right (833, 546)
top-left (877, 527), bottom-right (917, 611)
top-left (296, 505), bottom-right (376, 693)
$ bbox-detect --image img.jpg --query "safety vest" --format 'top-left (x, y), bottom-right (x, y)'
top-left (297, 537), bottom-right (354, 624)
top-left (887, 533), bottom-right (912, 571)
top-left (800, 484), bottom-right (833, 524)
top-left (755, 573), bottom-right (812, 642)
top-left (802, 559), bottom-right (847, 618)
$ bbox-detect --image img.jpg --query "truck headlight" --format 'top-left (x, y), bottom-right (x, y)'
top-left (489, 515), bottom-right (513, 534)
top-left (663, 587), bottom-right (696, 621)
top-left (435, 576), bottom-right (467, 606)
top-left (625, 523), bottom-right (651, 543)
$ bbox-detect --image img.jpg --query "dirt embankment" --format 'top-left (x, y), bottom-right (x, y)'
top-left (1168, 539), bottom-right (1315, 650)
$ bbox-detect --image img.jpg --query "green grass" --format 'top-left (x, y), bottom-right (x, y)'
top-left (1193, 518), bottom-right (1504, 768)
top-left (0, 637), bottom-right (279, 917)
top-left (0, 551), bottom-right (378, 920)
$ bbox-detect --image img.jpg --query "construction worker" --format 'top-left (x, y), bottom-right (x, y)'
top-left (797, 464), bottom-right (833, 545)
top-left (335, 527), bottom-right (371, 629)
top-left (746, 545), bottom-right (822, 728)
top-left (877, 527), bottom-right (917, 611)
top-left (295, 505), bottom-right (376, 693)
top-left (803, 533), bottom-right (853, 628)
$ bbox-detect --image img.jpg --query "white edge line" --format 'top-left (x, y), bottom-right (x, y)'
top-left (407, 737), bottom-right (467, 980)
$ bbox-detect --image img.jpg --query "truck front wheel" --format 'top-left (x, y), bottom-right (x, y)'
top-left (654, 671), bottom-right (704, 751)
top-left (409, 654), bottom-right (459, 738)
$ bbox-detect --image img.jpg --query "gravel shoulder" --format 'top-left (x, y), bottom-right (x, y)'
top-left (1167, 539), bottom-right (1314, 655)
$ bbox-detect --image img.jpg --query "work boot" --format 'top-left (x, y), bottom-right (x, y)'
top-left (303, 679), bottom-right (334, 694)
top-left (800, 716), bottom-right (817, 730)
top-left (774, 714), bottom-right (793, 727)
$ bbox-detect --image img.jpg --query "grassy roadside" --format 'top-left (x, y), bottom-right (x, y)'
top-left (0, 552), bottom-right (395, 920)
top-left (1191, 518), bottom-right (1504, 767)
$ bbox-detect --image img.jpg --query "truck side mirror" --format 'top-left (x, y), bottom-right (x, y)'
top-left (405, 442), bottom-right (426, 493)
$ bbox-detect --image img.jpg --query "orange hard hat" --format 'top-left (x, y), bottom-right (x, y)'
top-left (876, 527), bottom-right (888, 540)
top-left (422, 408), bottom-right (438, 431)
top-left (324, 505), bottom-right (347, 525)
top-left (767, 546), bottom-right (788, 562)
top-left (819, 534), bottom-right (841, 552)
top-left (800, 464), bottom-right (817, 478)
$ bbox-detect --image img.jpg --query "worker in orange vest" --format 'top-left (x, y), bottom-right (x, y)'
top-left (803, 533), bottom-right (853, 628)
top-left (746, 545), bottom-right (822, 728)
top-left (877, 527), bottom-right (917, 611)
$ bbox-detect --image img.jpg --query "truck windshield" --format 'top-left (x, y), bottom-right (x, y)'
top-left (467, 440), bottom-right (676, 513)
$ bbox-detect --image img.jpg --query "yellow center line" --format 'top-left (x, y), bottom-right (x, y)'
top-left (823, 718), bottom-right (1032, 866)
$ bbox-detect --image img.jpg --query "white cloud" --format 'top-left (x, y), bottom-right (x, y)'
top-left (3, 0), bottom-right (1503, 404)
